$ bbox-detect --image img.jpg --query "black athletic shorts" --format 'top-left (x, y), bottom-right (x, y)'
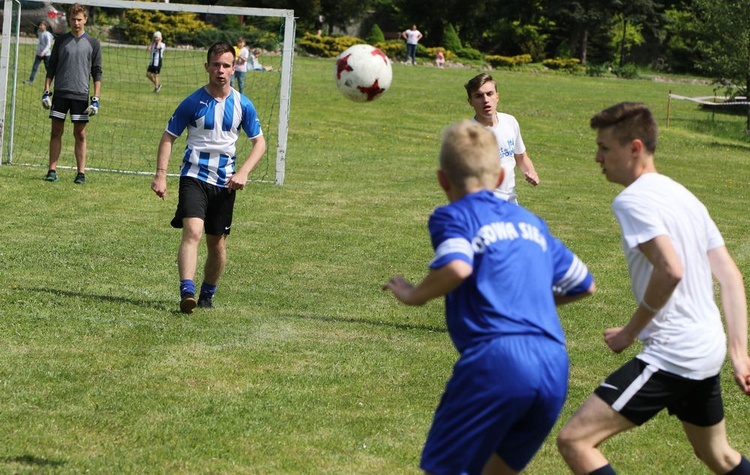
top-left (594, 357), bottom-right (724, 427)
top-left (147, 65), bottom-right (162, 74)
top-left (171, 176), bottom-right (236, 236)
top-left (49, 96), bottom-right (89, 123)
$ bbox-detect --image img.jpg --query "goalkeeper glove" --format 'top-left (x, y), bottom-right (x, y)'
top-left (84, 96), bottom-right (99, 116)
top-left (41, 90), bottom-right (52, 109)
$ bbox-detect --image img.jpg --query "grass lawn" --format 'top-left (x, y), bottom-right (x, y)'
top-left (1, 54), bottom-right (749, 474)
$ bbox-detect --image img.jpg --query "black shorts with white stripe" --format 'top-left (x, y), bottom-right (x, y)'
top-left (594, 357), bottom-right (724, 427)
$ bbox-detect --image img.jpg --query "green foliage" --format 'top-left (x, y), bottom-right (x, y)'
top-left (611, 63), bottom-right (640, 79)
top-left (486, 54), bottom-right (532, 69)
top-left (119, 10), bottom-right (212, 46)
top-left (374, 39), bottom-right (405, 59)
top-left (585, 63), bottom-right (608, 77)
top-left (609, 14), bottom-right (645, 64)
top-left (442, 23), bottom-right (462, 53)
top-left (456, 47), bottom-right (483, 61)
top-left (542, 57), bottom-right (584, 73)
top-left (365, 23), bottom-right (385, 45)
top-left (297, 32), bottom-right (364, 57)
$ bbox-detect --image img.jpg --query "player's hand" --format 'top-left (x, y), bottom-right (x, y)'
top-left (84, 96), bottom-right (99, 116)
top-left (41, 90), bottom-right (52, 109)
top-left (227, 171), bottom-right (248, 192)
top-left (151, 176), bottom-right (167, 200)
top-left (382, 275), bottom-right (416, 305)
top-left (730, 355), bottom-right (750, 396)
top-left (525, 171), bottom-right (539, 186)
top-left (604, 327), bottom-right (635, 353)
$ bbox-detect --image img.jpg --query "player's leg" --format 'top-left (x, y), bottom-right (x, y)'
top-left (203, 233), bottom-right (226, 285)
top-left (177, 217), bottom-right (204, 312)
top-left (72, 122), bottom-right (87, 175)
top-left (48, 118), bottom-right (65, 173)
top-left (197, 186), bottom-right (235, 308)
top-left (682, 420), bottom-right (746, 474)
top-left (674, 373), bottom-right (750, 474)
top-left (482, 454), bottom-right (518, 475)
top-left (556, 394), bottom-right (634, 474)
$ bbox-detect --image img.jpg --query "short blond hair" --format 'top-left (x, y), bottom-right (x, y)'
top-left (439, 121), bottom-right (501, 192)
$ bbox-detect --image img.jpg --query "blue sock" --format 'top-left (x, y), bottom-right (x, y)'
top-left (200, 281), bottom-right (217, 299)
top-left (727, 456), bottom-right (750, 475)
top-left (589, 465), bottom-right (616, 475)
top-left (180, 279), bottom-right (195, 298)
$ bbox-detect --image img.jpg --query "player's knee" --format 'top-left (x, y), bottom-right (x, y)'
top-left (556, 425), bottom-right (580, 460)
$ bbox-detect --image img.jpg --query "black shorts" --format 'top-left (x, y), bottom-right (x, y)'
top-left (171, 176), bottom-right (236, 236)
top-left (147, 65), bottom-right (162, 74)
top-left (49, 96), bottom-right (89, 123)
top-left (594, 357), bottom-right (724, 427)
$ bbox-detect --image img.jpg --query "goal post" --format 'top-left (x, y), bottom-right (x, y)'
top-left (0, 0), bottom-right (295, 185)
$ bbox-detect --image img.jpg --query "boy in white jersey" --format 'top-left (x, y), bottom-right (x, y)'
top-left (465, 73), bottom-right (539, 204)
top-left (151, 42), bottom-right (266, 314)
top-left (147, 31), bottom-right (165, 93)
top-left (557, 102), bottom-right (750, 475)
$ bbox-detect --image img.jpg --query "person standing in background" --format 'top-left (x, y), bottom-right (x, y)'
top-left (25, 21), bottom-right (54, 85)
top-left (402, 24), bottom-right (423, 65)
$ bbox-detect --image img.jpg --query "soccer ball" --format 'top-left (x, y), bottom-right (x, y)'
top-left (334, 44), bottom-right (392, 102)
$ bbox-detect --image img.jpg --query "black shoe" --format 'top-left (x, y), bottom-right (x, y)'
top-left (44, 169), bottom-right (59, 182)
top-left (197, 295), bottom-right (214, 309)
top-left (74, 173), bottom-right (85, 184)
top-left (180, 294), bottom-right (197, 314)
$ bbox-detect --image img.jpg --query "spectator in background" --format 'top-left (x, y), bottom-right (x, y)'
top-left (435, 49), bottom-right (445, 68)
top-left (248, 48), bottom-right (273, 72)
top-left (26, 21), bottom-right (54, 84)
top-left (401, 24), bottom-right (423, 65)
top-left (233, 37), bottom-right (249, 94)
top-left (315, 14), bottom-right (325, 36)
top-left (147, 31), bottom-right (165, 93)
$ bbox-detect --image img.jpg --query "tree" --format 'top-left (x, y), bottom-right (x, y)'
top-left (693, 0), bottom-right (750, 132)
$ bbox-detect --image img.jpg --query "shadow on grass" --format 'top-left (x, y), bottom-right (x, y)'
top-left (16, 286), bottom-right (176, 313)
top-left (279, 312), bottom-right (448, 334)
top-left (3, 454), bottom-right (66, 468)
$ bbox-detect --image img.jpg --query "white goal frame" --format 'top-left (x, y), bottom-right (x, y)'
top-left (0, 0), bottom-right (295, 185)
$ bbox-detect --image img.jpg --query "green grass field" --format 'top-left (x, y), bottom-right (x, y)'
top-left (1, 55), bottom-right (749, 474)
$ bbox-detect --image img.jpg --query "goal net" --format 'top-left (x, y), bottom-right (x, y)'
top-left (0, 0), bottom-right (295, 184)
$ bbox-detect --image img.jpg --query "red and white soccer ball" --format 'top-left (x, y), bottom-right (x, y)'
top-left (334, 44), bottom-right (393, 102)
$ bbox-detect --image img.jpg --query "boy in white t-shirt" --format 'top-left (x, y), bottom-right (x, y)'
top-left (557, 102), bottom-right (750, 475)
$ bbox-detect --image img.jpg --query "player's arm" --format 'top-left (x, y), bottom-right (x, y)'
top-left (514, 151), bottom-right (539, 186)
top-left (383, 260), bottom-right (472, 306)
top-left (605, 234), bottom-right (683, 353)
top-left (151, 131), bottom-right (177, 200)
top-left (708, 245), bottom-right (750, 395)
top-left (228, 134), bottom-right (267, 192)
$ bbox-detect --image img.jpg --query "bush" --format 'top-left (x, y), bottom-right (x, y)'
top-left (297, 32), bottom-right (364, 57)
top-left (119, 10), bottom-right (213, 46)
top-left (443, 23), bottom-right (462, 52)
top-left (611, 63), bottom-right (639, 79)
top-left (365, 23), bottom-right (385, 45)
top-left (374, 40), bottom-right (405, 60)
top-left (456, 47), bottom-right (483, 61)
top-left (542, 57), bottom-right (583, 73)
top-left (486, 54), bottom-right (532, 68)
top-left (586, 63), bottom-right (607, 77)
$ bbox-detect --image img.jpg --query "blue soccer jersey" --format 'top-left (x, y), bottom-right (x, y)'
top-left (429, 189), bottom-right (592, 353)
top-left (166, 87), bottom-right (263, 187)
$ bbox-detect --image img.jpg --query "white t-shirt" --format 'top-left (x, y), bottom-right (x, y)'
top-left (235, 47), bottom-right (249, 72)
top-left (612, 173), bottom-right (726, 379)
top-left (480, 112), bottom-right (526, 204)
top-left (404, 29), bottom-right (421, 45)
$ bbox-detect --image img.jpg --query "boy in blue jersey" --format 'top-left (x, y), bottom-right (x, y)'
top-left (151, 42), bottom-right (266, 314)
top-left (383, 120), bottom-right (595, 475)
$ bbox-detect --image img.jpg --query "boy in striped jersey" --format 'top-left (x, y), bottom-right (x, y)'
top-left (151, 42), bottom-right (266, 313)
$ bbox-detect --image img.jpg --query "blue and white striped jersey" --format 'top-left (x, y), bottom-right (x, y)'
top-left (428, 190), bottom-right (593, 353)
top-left (166, 86), bottom-right (263, 187)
